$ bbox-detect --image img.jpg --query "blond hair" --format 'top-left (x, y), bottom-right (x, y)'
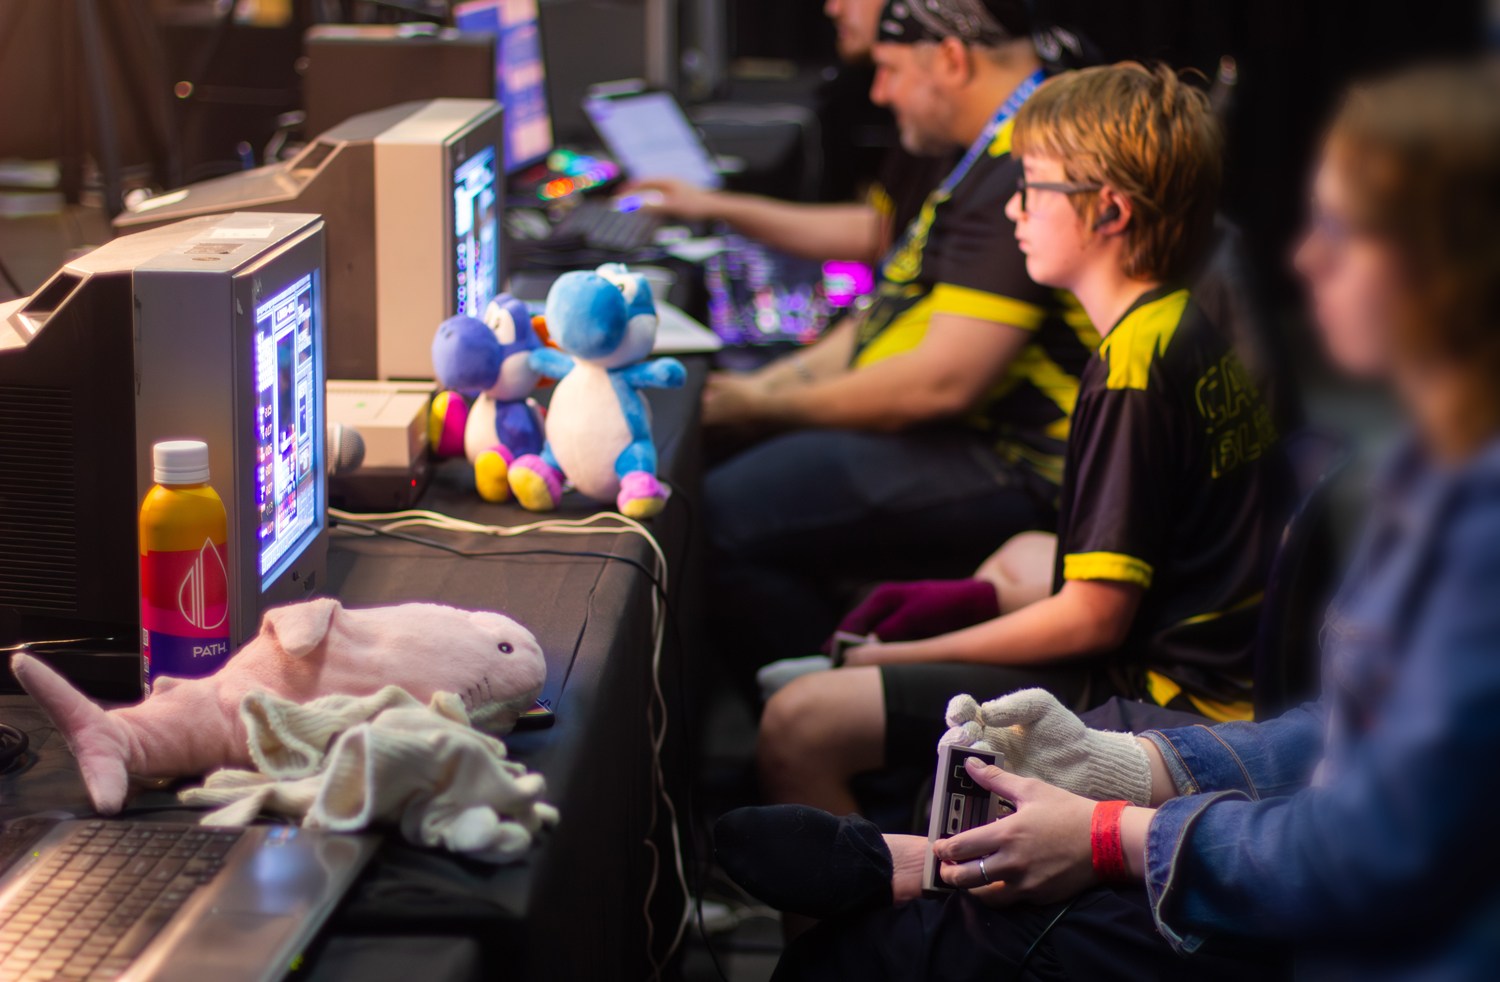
top-left (1012, 62), bottom-right (1222, 281)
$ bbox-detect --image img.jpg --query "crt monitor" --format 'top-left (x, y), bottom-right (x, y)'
top-left (112, 99), bottom-right (503, 381)
top-left (454, 0), bottom-right (554, 172)
top-left (0, 212), bottom-right (328, 695)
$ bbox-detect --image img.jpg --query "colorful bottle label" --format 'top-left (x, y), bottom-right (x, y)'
top-left (140, 537), bottom-right (231, 686)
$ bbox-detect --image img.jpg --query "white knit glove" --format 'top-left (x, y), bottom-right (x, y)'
top-left (240, 686), bottom-right (451, 778)
top-left (183, 692), bottom-right (558, 862)
top-left (307, 704), bottom-right (559, 861)
top-left (938, 688), bottom-right (1153, 806)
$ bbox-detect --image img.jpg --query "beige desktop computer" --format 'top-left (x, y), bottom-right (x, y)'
top-left (113, 99), bottom-right (503, 382)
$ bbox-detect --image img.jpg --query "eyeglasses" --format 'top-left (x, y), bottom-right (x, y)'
top-left (1015, 179), bottom-right (1103, 213)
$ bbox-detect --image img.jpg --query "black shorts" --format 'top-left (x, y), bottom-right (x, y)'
top-left (880, 662), bottom-right (1100, 770)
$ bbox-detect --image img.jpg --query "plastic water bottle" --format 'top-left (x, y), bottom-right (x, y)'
top-left (139, 441), bottom-right (231, 690)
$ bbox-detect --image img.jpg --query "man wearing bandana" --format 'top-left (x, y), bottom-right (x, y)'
top-left (628, 0), bottom-right (957, 263)
top-left (701, 0), bottom-right (1100, 700)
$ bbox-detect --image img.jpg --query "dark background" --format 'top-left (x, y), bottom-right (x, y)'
top-left (732, 0), bottom-right (1488, 306)
top-left (0, 0), bottom-right (1487, 308)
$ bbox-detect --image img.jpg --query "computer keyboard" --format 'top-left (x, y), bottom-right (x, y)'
top-left (0, 821), bottom-right (243, 982)
top-left (551, 200), bottom-right (660, 252)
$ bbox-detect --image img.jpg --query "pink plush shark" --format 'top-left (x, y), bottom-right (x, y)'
top-left (10, 598), bottom-right (546, 816)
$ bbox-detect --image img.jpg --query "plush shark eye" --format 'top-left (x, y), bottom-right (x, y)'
top-left (498, 642), bottom-right (514, 654)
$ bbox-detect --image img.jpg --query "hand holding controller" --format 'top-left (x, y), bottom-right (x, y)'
top-left (922, 743), bottom-right (1012, 894)
top-left (939, 688), bottom-right (1153, 806)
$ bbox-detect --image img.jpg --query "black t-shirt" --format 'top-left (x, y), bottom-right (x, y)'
top-left (1052, 286), bottom-right (1287, 719)
top-left (869, 144), bottom-right (955, 251)
top-left (850, 117), bottom-right (1099, 488)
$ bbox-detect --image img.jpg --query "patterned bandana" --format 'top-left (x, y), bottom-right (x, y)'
top-left (877, 0), bottom-right (1029, 46)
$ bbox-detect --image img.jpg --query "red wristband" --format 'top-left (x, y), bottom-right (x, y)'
top-left (1090, 800), bottom-right (1131, 884)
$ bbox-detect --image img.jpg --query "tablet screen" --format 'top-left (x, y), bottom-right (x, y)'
top-left (583, 91), bottom-right (723, 190)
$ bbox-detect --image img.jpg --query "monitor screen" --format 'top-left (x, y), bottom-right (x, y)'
top-left (454, 144), bottom-right (500, 318)
top-left (454, 0), bottom-right (554, 172)
top-left (704, 236), bottom-right (847, 345)
top-left (582, 91), bottom-right (724, 190)
top-left (254, 270), bottom-right (322, 588)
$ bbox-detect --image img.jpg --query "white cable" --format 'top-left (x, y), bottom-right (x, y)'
top-left (329, 504), bottom-right (693, 976)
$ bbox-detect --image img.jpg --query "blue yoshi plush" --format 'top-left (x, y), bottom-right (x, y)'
top-left (509, 265), bottom-right (685, 518)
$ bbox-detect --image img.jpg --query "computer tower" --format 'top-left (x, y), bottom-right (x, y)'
top-left (0, 213), bottom-right (328, 667)
top-left (113, 99), bottom-right (504, 382)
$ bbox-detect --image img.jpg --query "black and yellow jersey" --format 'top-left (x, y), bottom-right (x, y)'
top-left (850, 117), bottom-right (1099, 487)
top-left (1052, 286), bottom-right (1288, 721)
top-left (866, 145), bottom-right (955, 254)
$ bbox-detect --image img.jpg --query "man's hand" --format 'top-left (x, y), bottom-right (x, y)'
top-left (935, 759), bottom-right (1098, 905)
top-left (621, 177), bottom-right (722, 222)
top-left (701, 372), bottom-right (770, 427)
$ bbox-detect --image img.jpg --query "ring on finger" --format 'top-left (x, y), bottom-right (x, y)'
top-left (979, 856), bottom-right (992, 885)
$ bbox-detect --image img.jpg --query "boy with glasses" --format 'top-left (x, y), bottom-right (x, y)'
top-left (759, 62), bottom-right (1289, 817)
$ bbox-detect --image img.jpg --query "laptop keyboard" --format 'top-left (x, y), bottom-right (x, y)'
top-left (552, 201), bottom-right (660, 252)
top-left (0, 821), bottom-right (243, 982)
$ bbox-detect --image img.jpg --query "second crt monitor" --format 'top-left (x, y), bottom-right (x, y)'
top-left (376, 100), bottom-right (503, 375)
top-left (113, 99), bottom-right (503, 381)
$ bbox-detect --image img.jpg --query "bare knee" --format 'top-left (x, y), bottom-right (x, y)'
top-left (759, 674), bottom-right (842, 771)
top-left (757, 668), bottom-right (884, 785)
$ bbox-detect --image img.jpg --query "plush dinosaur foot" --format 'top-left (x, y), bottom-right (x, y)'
top-left (509, 455), bottom-right (564, 511)
top-left (430, 391), bottom-right (469, 458)
top-left (10, 654), bottom-right (133, 815)
top-left (618, 471), bottom-right (669, 519)
top-left (474, 445), bottom-right (515, 503)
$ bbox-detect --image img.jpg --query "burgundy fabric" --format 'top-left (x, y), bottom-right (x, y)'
top-left (829, 579), bottom-right (1001, 649)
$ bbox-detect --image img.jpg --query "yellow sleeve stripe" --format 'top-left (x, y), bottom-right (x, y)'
top-left (1098, 288), bottom-right (1190, 390)
top-left (930, 283), bottom-right (1046, 329)
top-left (1063, 551), bottom-right (1154, 588)
top-left (987, 118), bottom-right (1016, 157)
top-left (1147, 671), bottom-right (1255, 723)
top-left (852, 293), bottom-right (937, 369)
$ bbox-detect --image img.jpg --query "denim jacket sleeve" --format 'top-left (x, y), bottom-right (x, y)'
top-left (1139, 474), bottom-right (1500, 953)
top-left (1139, 704), bottom-right (1326, 800)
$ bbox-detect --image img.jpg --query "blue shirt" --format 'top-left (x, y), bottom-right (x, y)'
top-left (1139, 433), bottom-right (1500, 980)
